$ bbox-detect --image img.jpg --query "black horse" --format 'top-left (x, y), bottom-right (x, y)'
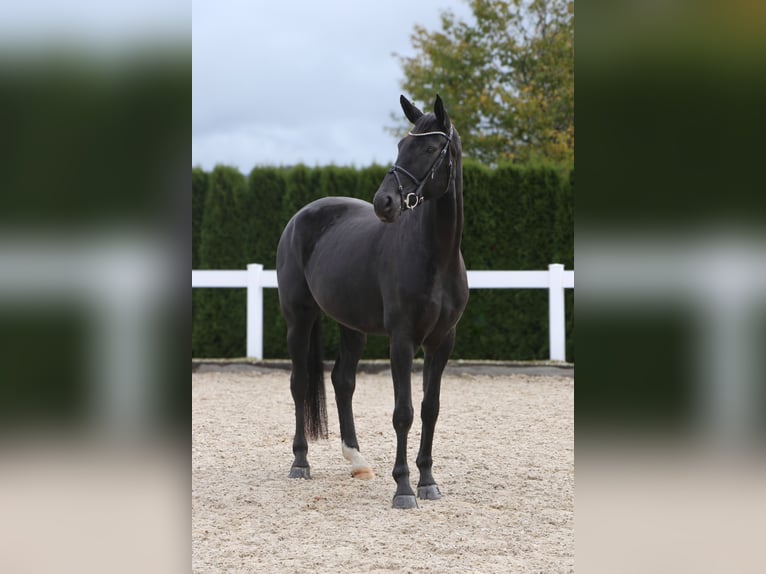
top-left (276, 95), bottom-right (468, 509)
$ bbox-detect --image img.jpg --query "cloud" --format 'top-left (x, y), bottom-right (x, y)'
top-left (192, 0), bottom-right (473, 170)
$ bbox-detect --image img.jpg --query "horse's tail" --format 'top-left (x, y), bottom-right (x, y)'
top-left (304, 316), bottom-right (328, 441)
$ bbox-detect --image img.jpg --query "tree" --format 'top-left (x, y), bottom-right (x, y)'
top-left (395, 0), bottom-right (573, 166)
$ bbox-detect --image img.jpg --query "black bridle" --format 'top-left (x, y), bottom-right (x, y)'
top-left (389, 124), bottom-right (454, 211)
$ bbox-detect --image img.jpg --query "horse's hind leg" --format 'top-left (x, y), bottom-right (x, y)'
top-left (284, 304), bottom-right (323, 479)
top-left (416, 328), bottom-right (456, 500)
top-left (332, 325), bottom-right (374, 480)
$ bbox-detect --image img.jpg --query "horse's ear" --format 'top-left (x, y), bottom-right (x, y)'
top-left (400, 95), bottom-right (424, 124)
top-left (434, 94), bottom-right (451, 130)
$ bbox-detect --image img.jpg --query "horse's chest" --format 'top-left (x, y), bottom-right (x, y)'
top-left (435, 286), bottom-right (467, 326)
top-left (406, 275), bottom-right (467, 333)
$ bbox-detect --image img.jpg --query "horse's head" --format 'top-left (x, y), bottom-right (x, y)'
top-left (373, 95), bottom-right (458, 223)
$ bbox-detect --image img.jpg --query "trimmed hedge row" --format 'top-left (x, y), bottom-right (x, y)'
top-left (192, 162), bottom-right (573, 361)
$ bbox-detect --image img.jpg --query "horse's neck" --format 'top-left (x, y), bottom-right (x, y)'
top-left (420, 167), bottom-right (463, 269)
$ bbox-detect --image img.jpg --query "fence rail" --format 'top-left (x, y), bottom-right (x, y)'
top-left (192, 263), bottom-right (574, 361)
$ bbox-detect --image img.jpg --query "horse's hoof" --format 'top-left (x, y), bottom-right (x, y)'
top-left (351, 467), bottom-right (375, 480)
top-left (417, 484), bottom-right (442, 500)
top-left (391, 494), bottom-right (418, 509)
top-left (288, 466), bottom-right (311, 479)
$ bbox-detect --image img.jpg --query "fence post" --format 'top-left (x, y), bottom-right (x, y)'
top-left (548, 263), bottom-right (566, 362)
top-left (246, 263), bottom-right (264, 359)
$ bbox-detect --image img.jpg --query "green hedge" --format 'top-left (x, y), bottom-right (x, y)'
top-left (192, 162), bottom-right (573, 361)
top-left (192, 166), bottom-right (248, 358)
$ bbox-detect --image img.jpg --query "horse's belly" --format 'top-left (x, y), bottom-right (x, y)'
top-left (307, 270), bottom-right (386, 335)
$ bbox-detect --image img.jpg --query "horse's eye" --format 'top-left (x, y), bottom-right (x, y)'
top-left (426, 146), bottom-right (436, 153)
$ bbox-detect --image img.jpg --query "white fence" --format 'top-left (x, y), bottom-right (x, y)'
top-left (192, 263), bottom-right (574, 361)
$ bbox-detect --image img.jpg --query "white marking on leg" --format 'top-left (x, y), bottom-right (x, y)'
top-left (342, 441), bottom-right (375, 479)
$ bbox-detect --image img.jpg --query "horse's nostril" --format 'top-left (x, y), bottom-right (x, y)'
top-left (373, 192), bottom-right (397, 222)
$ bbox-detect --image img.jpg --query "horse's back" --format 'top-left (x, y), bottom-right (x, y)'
top-left (277, 196), bottom-right (377, 267)
top-left (291, 196), bottom-right (373, 223)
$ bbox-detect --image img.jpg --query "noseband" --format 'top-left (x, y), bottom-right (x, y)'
top-left (389, 125), bottom-right (454, 211)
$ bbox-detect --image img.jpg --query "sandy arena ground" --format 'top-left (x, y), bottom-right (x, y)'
top-left (192, 366), bottom-right (573, 573)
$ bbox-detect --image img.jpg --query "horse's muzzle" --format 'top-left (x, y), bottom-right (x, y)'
top-left (373, 189), bottom-right (399, 223)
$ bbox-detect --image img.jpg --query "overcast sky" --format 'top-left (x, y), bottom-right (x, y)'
top-left (192, 0), bottom-right (473, 172)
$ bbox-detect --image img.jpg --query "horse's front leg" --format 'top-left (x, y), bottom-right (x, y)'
top-left (417, 328), bottom-right (455, 500)
top-left (389, 333), bottom-right (417, 509)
